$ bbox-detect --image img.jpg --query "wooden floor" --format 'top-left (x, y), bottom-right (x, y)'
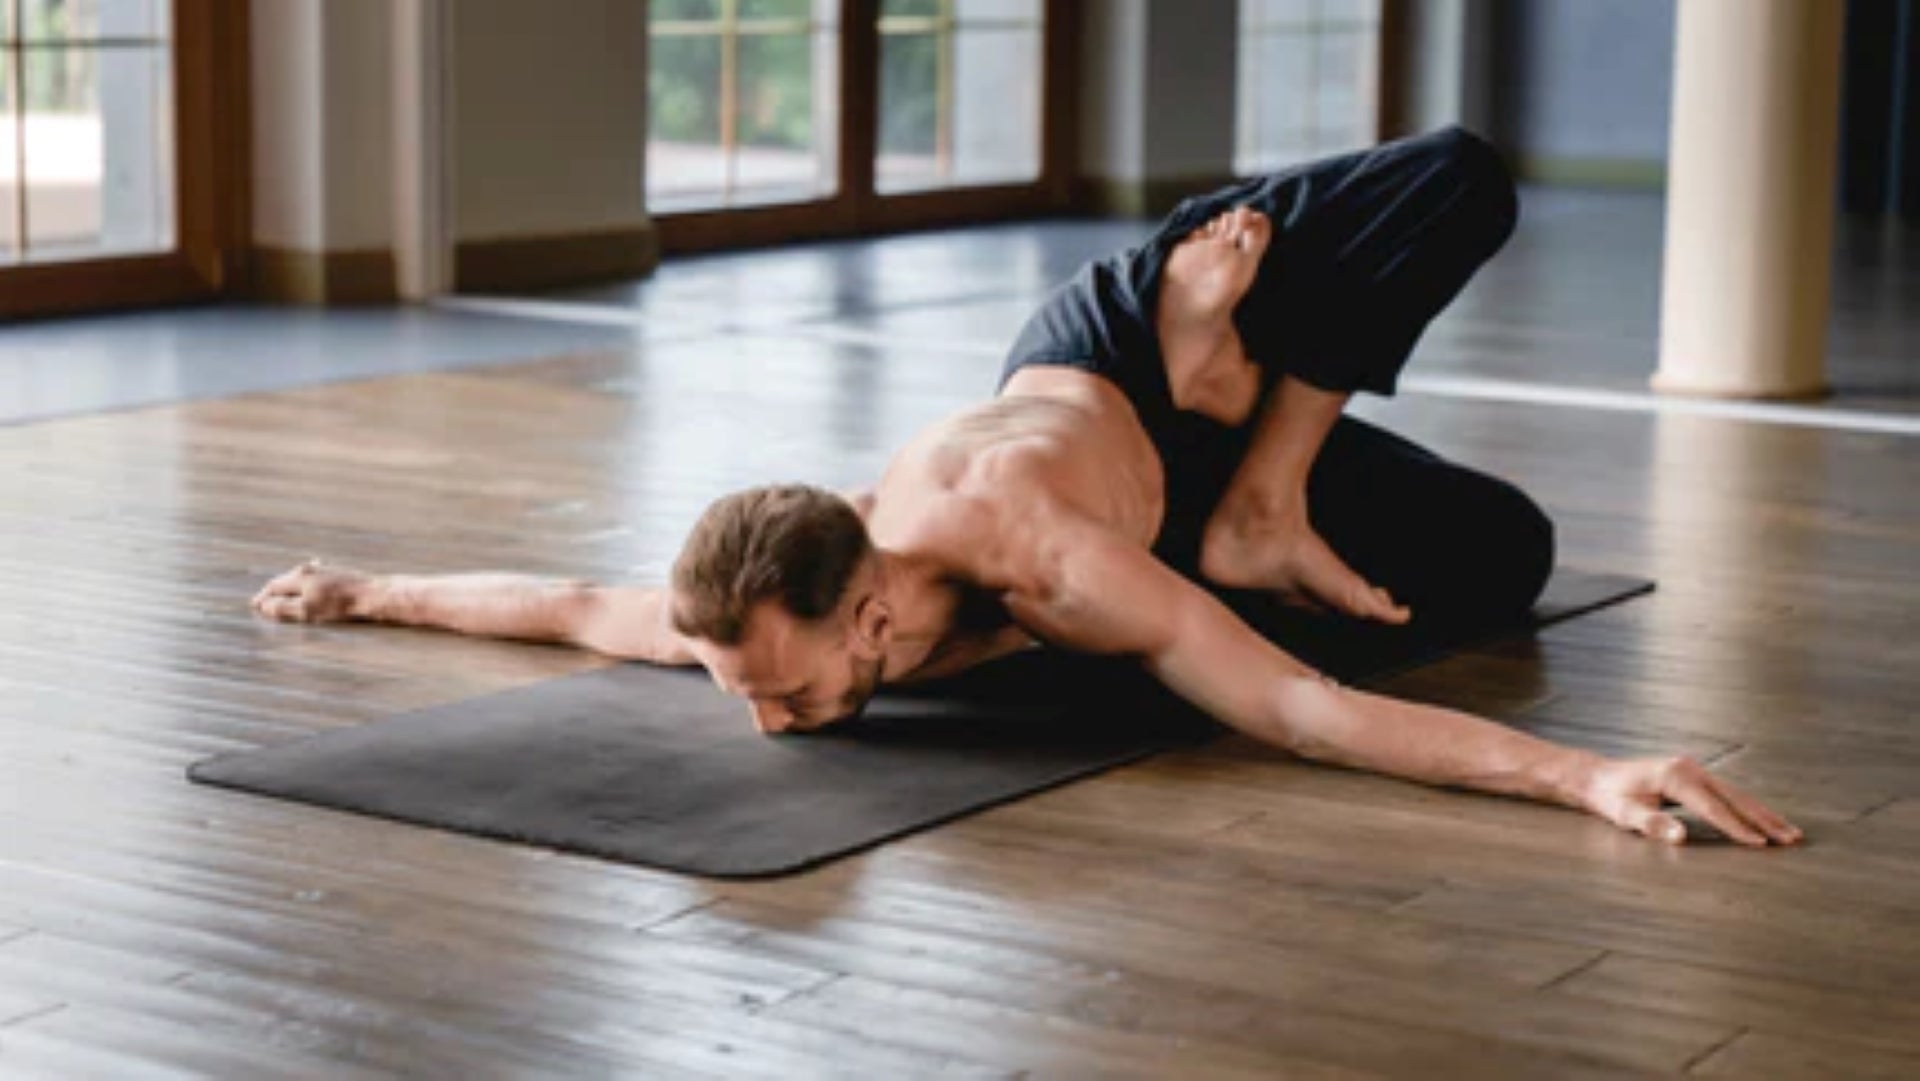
top-left (2, 213), bottom-right (1918, 1077)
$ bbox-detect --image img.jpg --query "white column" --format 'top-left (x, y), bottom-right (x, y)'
top-left (393, 0), bottom-right (453, 300)
top-left (1653, 0), bottom-right (1844, 400)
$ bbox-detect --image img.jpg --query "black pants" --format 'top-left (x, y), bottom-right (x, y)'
top-left (1153, 126), bottom-right (1554, 627)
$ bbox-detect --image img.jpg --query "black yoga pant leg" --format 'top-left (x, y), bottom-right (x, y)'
top-left (1304, 415), bottom-right (1556, 627)
top-left (1166, 124), bottom-right (1520, 398)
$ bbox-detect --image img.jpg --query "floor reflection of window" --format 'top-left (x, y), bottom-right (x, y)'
top-left (647, 0), bottom-right (841, 213)
top-left (2, 0), bottom-right (174, 264)
top-left (1236, 0), bottom-right (1381, 175)
top-left (876, 0), bottom-right (1042, 194)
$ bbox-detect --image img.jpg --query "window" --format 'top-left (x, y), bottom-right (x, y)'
top-left (1237, 0), bottom-right (1383, 175)
top-left (1, 0), bottom-right (236, 321)
top-left (647, 0), bottom-right (1066, 249)
top-left (2, 0), bottom-right (173, 264)
top-left (876, 0), bottom-right (1043, 194)
top-left (647, 0), bottom-right (840, 212)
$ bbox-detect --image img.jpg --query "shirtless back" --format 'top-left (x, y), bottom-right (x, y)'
top-left (858, 368), bottom-right (1171, 680)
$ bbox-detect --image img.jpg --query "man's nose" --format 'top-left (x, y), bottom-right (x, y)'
top-left (750, 700), bottom-right (793, 734)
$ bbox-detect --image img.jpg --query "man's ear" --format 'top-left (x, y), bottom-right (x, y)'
top-left (851, 592), bottom-right (891, 658)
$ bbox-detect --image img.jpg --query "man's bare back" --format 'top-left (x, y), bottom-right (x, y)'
top-left (849, 370), bottom-right (1169, 678)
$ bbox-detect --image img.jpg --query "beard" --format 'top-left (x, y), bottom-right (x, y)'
top-left (835, 653), bottom-right (886, 724)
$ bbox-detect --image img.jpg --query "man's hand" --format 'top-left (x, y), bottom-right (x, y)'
top-left (252, 559), bottom-right (372, 624)
top-left (1580, 754), bottom-right (1803, 847)
top-left (1201, 491), bottom-right (1411, 624)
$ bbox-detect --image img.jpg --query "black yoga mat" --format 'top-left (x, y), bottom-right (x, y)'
top-left (190, 568), bottom-right (1652, 878)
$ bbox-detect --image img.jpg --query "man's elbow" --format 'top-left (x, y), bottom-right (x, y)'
top-left (1262, 674), bottom-right (1350, 761)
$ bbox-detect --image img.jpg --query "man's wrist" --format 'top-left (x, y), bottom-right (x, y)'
top-left (1542, 746), bottom-right (1609, 811)
top-left (348, 575), bottom-right (392, 621)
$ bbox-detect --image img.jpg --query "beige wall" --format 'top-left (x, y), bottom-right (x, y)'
top-left (1076, 0), bottom-right (1238, 213)
top-left (248, 0), bottom-right (654, 298)
top-left (248, 0), bottom-right (325, 250)
top-left (451, 0), bottom-right (651, 243)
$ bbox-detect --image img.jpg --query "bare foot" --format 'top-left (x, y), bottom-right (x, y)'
top-left (1157, 207), bottom-right (1271, 409)
top-left (251, 559), bottom-right (374, 623)
top-left (1199, 498), bottom-right (1412, 625)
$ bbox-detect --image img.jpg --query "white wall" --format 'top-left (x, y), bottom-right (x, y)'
top-left (451, 0), bottom-right (650, 242)
top-left (1496, 0), bottom-right (1675, 165)
top-left (1404, 0), bottom-right (1494, 136)
top-left (1078, 0), bottom-right (1238, 187)
top-left (1141, 0), bottom-right (1237, 180)
top-left (251, 0), bottom-right (652, 259)
top-left (249, 0), bottom-right (325, 249)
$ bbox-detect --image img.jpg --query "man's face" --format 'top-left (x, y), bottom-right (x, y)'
top-left (691, 602), bottom-right (884, 734)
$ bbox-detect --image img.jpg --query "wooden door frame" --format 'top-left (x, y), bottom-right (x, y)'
top-left (656, 0), bottom-right (1079, 254)
top-left (0, 0), bottom-right (248, 321)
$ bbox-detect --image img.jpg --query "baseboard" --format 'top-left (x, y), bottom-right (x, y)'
top-left (1515, 155), bottom-right (1668, 191)
top-left (1075, 173), bottom-right (1239, 218)
top-left (247, 246), bottom-right (399, 305)
top-left (454, 223), bottom-right (661, 294)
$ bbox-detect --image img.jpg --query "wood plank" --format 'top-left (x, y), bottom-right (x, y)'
top-left (1690, 1030), bottom-right (1920, 1079)
top-left (1550, 952), bottom-right (1920, 1057)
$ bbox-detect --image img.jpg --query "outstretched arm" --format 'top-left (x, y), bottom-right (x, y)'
top-left (250, 560), bottom-right (698, 666)
top-left (1004, 513), bottom-right (1800, 847)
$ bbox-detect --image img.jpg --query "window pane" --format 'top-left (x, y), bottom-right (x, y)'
top-left (876, 29), bottom-right (937, 190)
top-left (882, 0), bottom-right (941, 18)
top-left (652, 0), bottom-right (721, 21)
top-left (1313, 29), bottom-right (1374, 151)
top-left (647, 31), bottom-right (727, 208)
top-left (953, 0), bottom-right (1041, 20)
top-left (1241, 32), bottom-right (1313, 172)
top-left (1319, 0), bottom-right (1382, 28)
top-left (734, 30), bottom-right (835, 200)
top-left (950, 26), bottom-right (1039, 184)
top-left (876, 13), bottom-right (1042, 193)
top-left (2, 52), bottom-right (16, 259)
top-left (1236, 0), bottom-right (1380, 175)
top-left (23, 44), bottom-right (173, 260)
top-left (647, 4), bottom-right (839, 213)
top-left (1245, 0), bottom-right (1313, 28)
top-left (740, 0), bottom-right (809, 19)
top-left (21, 0), bottom-right (169, 42)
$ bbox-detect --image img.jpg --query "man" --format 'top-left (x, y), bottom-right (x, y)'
top-left (253, 127), bottom-right (1800, 849)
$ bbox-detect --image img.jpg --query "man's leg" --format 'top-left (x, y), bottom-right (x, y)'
top-left (1304, 415), bottom-right (1556, 626)
top-left (1190, 127), bottom-right (1522, 616)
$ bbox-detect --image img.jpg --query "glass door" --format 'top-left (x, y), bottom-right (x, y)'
top-left (0, 0), bottom-right (237, 320)
top-left (1236, 0), bottom-right (1389, 175)
top-left (647, 0), bottom-right (841, 213)
top-left (875, 0), bottom-right (1043, 194)
top-left (648, 0), bottom-right (1069, 252)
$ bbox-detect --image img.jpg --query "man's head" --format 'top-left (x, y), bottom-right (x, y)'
top-left (670, 484), bottom-right (890, 733)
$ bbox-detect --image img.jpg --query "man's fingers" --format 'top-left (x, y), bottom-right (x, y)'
top-left (1702, 771), bottom-right (1803, 845)
top-left (1667, 769), bottom-right (1769, 846)
top-left (1620, 802), bottom-right (1688, 845)
top-left (256, 592), bottom-right (314, 623)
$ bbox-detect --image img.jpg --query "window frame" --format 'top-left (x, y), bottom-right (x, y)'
top-left (0, 0), bottom-right (246, 321)
top-left (653, 0), bottom-right (1077, 254)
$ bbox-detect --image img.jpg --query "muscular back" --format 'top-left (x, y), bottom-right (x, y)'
top-left (881, 369), bottom-right (1166, 549)
top-left (855, 368), bottom-right (1172, 681)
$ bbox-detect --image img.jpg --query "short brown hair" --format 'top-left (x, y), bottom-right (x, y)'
top-left (669, 484), bottom-right (872, 645)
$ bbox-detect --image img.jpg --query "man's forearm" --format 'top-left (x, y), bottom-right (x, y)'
top-left (1272, 677), bottom-right (1603, 810)
top-left (356, 573), bottom-right (593, 644)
